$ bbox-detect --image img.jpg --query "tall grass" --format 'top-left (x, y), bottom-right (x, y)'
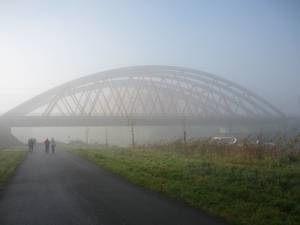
top-left (0, 148), bottom-right (27, 189)
top-left (62, 134), bottom-right (300, 225)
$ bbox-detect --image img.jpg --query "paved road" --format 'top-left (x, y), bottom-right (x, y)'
top-left (0, 145), bottom-right (230, 225)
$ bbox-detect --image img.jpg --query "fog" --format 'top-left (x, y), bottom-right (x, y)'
top-left (1, 1), bottom-right (300, 116)
top-left (12, 121), bottom-right (292, 147)
top-left (2, 1), bottom-right (300, 145)
top-left (12, 125), bottom-right (220, 147)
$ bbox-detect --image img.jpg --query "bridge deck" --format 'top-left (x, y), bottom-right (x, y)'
top-left (0, 115), bottom-right (288, 127)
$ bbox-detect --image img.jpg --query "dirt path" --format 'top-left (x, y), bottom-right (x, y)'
top-left (0, 144), bottom-right (230, 225)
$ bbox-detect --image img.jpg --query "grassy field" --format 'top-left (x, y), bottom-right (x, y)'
top-left (62, 136), bottom-right (300, 225)
top-left (0, 148), bottom-right (27, 190)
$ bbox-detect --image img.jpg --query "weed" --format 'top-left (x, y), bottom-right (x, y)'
top-left (62, 134), bottom-right (300, 225)
top-left (0, 148), bottom-right (27, 189)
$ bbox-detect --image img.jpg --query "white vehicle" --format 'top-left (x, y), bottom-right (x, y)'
top-left (255, 140), bottom-right (275, 147)
top-left (211, 136), bottom-right (237, 145)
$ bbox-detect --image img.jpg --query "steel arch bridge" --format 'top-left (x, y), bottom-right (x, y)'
top-left (1, 65), bottom-right (286, 128)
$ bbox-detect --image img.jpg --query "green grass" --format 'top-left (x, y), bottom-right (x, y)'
top-left (61, 140), bottom-right (300, 225)
top-left (0, 148), bottom-right (28, 189)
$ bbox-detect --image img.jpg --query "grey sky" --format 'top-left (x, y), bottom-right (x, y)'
top-left (1, 0), bottom-right (300, 114)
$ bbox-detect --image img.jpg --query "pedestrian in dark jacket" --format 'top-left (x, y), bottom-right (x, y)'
top-left (44, 138), bottom-right (50, 153)
top-left (28, 138), bottom-right (34, 153)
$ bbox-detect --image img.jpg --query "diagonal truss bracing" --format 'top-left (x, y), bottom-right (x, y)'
top-left (2, 66), bottom-right (286, 119)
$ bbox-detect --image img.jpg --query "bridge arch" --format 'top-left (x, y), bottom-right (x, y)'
top-left (2, 65), bottom-right (285, 120)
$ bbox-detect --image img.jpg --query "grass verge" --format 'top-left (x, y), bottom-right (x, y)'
top-left (0, 148), bottom-right (28, 190)
top-left (61, 141), bottom-right (300, 225)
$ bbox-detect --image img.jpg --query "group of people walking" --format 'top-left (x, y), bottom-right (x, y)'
top-left (44, 138), bottom-right (56, 153)
top-left (27, 137), bottom-right (56, 154)
top-left (28, 138), bottom-right (36, 153)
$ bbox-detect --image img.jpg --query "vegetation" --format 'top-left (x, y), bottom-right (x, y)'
top-left (0, 147), bottom-right (27, 189)
top-left (62, 134), bottom-right (300, 225)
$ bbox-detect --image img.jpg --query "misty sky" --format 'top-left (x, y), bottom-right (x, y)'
top-left (1, 0), bottom-right (300, 115)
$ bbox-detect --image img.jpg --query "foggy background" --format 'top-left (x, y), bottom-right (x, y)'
top-left (1, 1), bottom-right (300, 145)
top-left (11, 125), bottom-right (219, 146)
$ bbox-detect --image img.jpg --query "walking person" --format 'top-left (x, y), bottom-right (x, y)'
top-left (28, 138), bottom-right (31, 152)
top-left (33, 138), bottom-right (36, 148)
top-left (44, 138), bottom-right (50, 153)
top-left (50, 138), bottom-right (56, 154)
top-left (28, 138), bottom-right (34, 153)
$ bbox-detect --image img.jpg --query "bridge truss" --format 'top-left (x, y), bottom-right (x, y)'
top-left (1, 66), bottom-right (286, 127)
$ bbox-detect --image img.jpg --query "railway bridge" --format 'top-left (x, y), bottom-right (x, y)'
top-left (0, 65), bottom-right (289, 135)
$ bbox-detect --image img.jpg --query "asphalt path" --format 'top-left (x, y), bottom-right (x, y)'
top-left (0, 144), bottom-right (230, 225)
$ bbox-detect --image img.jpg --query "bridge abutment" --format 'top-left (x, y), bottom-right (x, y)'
top-left (0, 119), bottom-right (23, 146)
top-left (0, 119), bottom-right (11, 133)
